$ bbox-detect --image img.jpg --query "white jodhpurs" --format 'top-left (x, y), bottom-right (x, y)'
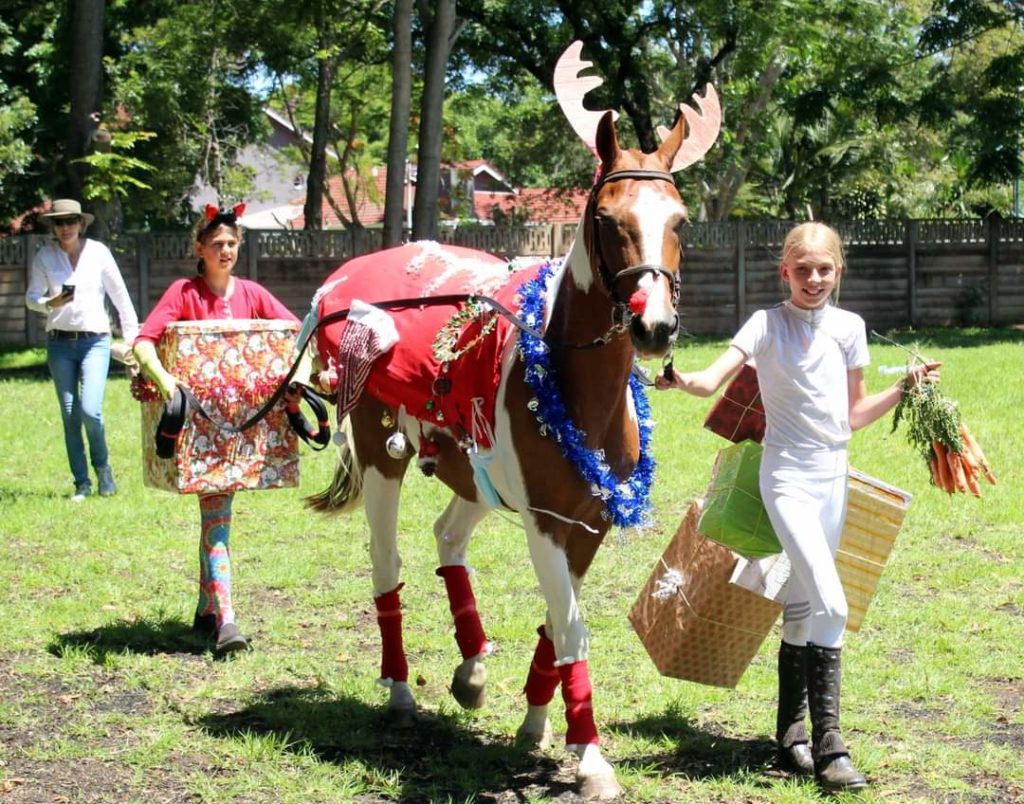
top-left (760, 445), bottom-right (849, 649)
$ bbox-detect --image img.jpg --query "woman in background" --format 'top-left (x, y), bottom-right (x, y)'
top-left (26, 198), bottom-right (139, 502)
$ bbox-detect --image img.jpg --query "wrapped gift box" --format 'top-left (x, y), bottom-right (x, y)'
top-left (629, 500), bottom-right (782, 688)
top-left (837, 469), bottom-right (912, 631)
top-left (139, 319), bottom-right (300, 494)
top-left (704, 363), bottom-right (765, 443)
top-left (698, 440), bottom-right (781, 559)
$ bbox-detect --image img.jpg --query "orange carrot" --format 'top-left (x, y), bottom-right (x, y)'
top-left (947, 449), bottom-right (969, 493)
top-left (961, 455), bottom-right (982, 497)
top-left (932, 441), bottom-right (954, 494)
top-left (959, 424), bottom-right (997, 485)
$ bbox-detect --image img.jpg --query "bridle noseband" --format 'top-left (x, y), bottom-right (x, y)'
top-left (586, 168), bottom-right (683, 326)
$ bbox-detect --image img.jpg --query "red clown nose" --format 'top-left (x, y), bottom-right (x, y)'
top-left (628, 289), bottom-right (649, 316)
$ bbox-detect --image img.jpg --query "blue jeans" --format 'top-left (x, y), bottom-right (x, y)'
top-left (47, 334), bottom-right (112, 487)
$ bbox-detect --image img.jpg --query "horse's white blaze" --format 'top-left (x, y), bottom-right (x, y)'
top-left (363, 467), bottom-right (404, 595)
top-left (636, 184), bottom-right (683, 327)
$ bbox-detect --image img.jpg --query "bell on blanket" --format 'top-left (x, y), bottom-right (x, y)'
top-left (386, 431), bottom-right (410, 459)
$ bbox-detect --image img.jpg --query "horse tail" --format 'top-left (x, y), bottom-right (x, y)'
top-left (305, 416), bottom-right (364, 513)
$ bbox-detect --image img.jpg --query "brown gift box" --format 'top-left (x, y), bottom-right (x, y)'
top-left (703, 363), bottom-right (765, 444)
top-left (629, 500), bottom-right (782, 688)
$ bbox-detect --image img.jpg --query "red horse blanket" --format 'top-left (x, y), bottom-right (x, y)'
top-left (313, 242), bottom-right (546, 448)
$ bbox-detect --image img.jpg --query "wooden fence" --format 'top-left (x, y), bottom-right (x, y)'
top-left (3, 217), bottom-right (1023, 347)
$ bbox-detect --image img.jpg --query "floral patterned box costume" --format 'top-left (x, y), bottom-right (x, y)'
top-left (136, 319), bottom-right (300, 494)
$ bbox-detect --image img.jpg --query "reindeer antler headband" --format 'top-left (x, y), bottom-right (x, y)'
top-left (553, 40), bottom-right (722, 171)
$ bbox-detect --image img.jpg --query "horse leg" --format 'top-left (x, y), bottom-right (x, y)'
top-left (516, 623), bottom-right (557, 749)
top-left (364, 466), bottom-right (416, 727)
top-left (433, 496), bottom-right (491, 710)
top-left (523, 525), bottom-right (622, 800)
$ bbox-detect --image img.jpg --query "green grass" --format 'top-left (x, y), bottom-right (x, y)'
top-left (0, 327), bottom-right (1022, 802)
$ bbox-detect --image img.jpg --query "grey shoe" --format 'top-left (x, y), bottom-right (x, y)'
top-left (215, 623), bottom-right (250, 656)
top-left (71, 483), bottom-right (92, 503)
top-left (97, 466), bottom-right (117, 497)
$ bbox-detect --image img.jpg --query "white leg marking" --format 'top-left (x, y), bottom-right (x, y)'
top-left (524, 519), bottom-right (588, 664)
top-left (363, 467), bottom-right (403, 596)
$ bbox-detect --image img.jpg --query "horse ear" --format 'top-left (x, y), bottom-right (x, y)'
top-left (656, 83), bottom-right (722, 172)
top-left (594, 111), bottom-right (620, 167)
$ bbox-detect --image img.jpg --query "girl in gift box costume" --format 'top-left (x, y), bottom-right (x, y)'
top-left (133, 205), bottom-right (299, 656)
top-left (657, 222), bottom-right (940, 791)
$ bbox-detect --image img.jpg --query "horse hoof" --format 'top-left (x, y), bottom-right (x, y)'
top-left (578, 772), bottom-right (623, 801)
top-left (515, 719), bottom-right (553, 751)
top-left (450, 658), bottom-right (487, 710)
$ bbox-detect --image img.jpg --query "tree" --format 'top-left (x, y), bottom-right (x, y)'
top-left (66, 0), bottom-right (105, 202)
top-left (411, 0), bottom-right (461, 241)
top-left (383, 0), bottom-right (414, 246)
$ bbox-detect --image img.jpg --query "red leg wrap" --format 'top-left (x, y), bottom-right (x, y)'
top-left (374, 583), bottom-right (408, 684)
top-left (559, 660), bottom-right (599, 746)
top-left (436, 565), bottom-right (488, 659)
top-left (523, 625), bottom-right (560, 706)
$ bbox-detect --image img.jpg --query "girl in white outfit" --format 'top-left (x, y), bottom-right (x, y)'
top-left (657, 222), bottom-right (940, 791)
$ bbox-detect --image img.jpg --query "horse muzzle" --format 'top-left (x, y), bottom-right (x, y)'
top-left (629, 311), bottom-right (679, 358)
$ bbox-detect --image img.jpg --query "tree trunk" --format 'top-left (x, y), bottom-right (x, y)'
top-left (412, 0), bottom-right (458, 241)
top-left (66, 0), bottom-right (105, 203)
top-left (383, 0), bottom-right (413, 247)
top-left (303, 21), bottom-right (337, 231)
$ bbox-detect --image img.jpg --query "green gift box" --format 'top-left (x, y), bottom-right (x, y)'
top-left (698, 440), bottom-right (782, 559)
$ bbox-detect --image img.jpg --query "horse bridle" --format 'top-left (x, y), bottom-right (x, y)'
top-left (585, 168), bottom-right (683, 327)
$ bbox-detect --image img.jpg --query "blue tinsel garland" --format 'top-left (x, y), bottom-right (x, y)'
top-left (516, 262), bottom-right (656, 529)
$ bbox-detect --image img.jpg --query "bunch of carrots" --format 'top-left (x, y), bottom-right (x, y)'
top-left (891, 358), bottom-right (997, 497)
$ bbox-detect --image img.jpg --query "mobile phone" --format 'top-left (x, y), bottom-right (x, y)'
top-left (61, 283), bottom-right (75, 299)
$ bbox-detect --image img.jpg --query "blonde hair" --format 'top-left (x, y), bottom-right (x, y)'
top-left (780, 222), bottom-right (845, 302)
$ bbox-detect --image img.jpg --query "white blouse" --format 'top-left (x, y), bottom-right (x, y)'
top-left (26, 238), bottom-right (139, 342)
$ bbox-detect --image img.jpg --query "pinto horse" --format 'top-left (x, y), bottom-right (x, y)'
top-left (304, 42), bottom-right (720, 799)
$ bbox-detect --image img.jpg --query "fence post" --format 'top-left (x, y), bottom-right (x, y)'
top-left (986, 213), bottom-right (1000, 326)
top-left (736, 220), bottom-right (747, 331)
top-left (24, 235), bottom-right (39, 346)
top-left (907, 219), bottom-right (918, 327)
top-left (246, 229), bottom-right (259, 282)
top-left (136, 233), bottom-right (150, 320)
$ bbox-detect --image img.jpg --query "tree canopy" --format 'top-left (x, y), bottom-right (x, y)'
top-left (2, 0), bottom-right (1022, 231)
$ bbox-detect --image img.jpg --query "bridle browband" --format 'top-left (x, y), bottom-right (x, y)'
top-left (586, 168), bottom-right (683, 321)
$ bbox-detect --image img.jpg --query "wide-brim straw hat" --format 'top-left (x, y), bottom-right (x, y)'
top-left (40, 199), bottom-right (94, 227)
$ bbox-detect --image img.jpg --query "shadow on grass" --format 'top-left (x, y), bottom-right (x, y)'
top-left (49, 616), bottom-right (211, 661)
top-left (611, 705), bottom-right (780, 785)
top-left (199, 685), bottom-right (578, 802)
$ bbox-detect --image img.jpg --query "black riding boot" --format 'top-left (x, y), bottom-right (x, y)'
top-left (807, 643), bottom-right (868, 791)
top-left (776, 641), bottom-right (814, 775)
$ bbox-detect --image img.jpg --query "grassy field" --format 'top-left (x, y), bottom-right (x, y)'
top-left (0, 327), bottom-right (1021, 803)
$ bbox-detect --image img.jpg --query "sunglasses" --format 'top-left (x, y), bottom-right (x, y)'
top-left (52, 217), bottom-right (81, 226)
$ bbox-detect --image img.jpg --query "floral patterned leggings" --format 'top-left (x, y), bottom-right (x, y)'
top-left (196, 492), bottom-right (235, 627)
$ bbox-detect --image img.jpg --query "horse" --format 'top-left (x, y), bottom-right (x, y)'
top-left (303, 41), bottom-right (721, 799)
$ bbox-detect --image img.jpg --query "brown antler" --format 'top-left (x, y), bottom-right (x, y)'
top-left (553, 40), bottom-right (619, 152)
top-left (656, 84), bottom-right (722, 172)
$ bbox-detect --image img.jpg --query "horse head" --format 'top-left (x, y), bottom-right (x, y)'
top-left (554, 41), bottom-right (721, 358)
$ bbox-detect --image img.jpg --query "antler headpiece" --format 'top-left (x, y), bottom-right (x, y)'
top-left (553, 40), bottom-right (721, 171)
